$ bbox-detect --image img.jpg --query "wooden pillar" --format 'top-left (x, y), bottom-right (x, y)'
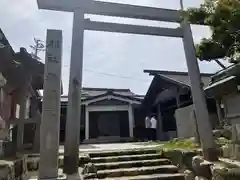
top-left (128, 104), bottom-right (134, 138)
top-left (216, 99), bottom-right (223, 127)
top-left (39, 29), bottom-right (62, 179)
top-left (64, 8), bottom-right (85, 175)
top-left (156, 104), bottom-right (163, 140)
top-left (17, 85), bottom-right (28, 151)
top-left (176, 88), bottom-right (181, 108)
top-left (33, 111), bottom-right (41, 153)
top-left (181, 20), bottom-right (217, 161)
top-left (85, 106), bottom-right (89, 140)
top-left (30, 96), bottom-right (41, 152)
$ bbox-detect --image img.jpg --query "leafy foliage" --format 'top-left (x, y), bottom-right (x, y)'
top-left (186, 0), bottom-right (240, 62)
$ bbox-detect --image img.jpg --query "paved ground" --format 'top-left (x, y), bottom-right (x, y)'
top-left (27, 169), bottom-right (83, 180)
top-left (59, 142), bottom-right (160, 154)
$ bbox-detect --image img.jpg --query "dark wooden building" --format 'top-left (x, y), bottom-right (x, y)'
top-left (141, 70), bottom-right (218, 140)
top-left (60, 88), bottom-right (144, 143)
top-left (0, 28), bottom-right (44, 153)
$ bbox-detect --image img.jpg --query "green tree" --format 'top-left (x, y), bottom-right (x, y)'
top-left (186, 0), bottom-right (240, 63)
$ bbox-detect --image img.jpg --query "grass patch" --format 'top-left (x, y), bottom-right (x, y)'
top-left (161, 138), bottom-right (200, 150)
top-left (145, 137), bottom-right (230, 150)
top-left (145, 138), bottom-right (200, 150)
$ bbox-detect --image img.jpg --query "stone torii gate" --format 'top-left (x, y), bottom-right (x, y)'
top-left (37, 0), bottom-right (217, 177)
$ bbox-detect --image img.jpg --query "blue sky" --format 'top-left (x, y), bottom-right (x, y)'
top-left (0, 0), bottom-right (230, 95)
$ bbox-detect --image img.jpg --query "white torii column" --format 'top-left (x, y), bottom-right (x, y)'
top-left (63, 8), bottom-right (85, 175)
top-left (180, 1), bottom-right (217, 161)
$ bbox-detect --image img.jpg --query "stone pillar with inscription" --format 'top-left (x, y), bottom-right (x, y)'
top-left (38, 30), bottom-right (62, 179)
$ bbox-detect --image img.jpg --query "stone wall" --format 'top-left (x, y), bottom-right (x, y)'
top-left (0, 155), bottom-right (27, 180)
top-left (162, 148), bottom-right (240, 180)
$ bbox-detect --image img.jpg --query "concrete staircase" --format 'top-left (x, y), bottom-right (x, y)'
top-left (84, 149), bottom-right (184, 180)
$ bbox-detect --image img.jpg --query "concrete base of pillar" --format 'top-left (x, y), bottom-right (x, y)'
top-left (28, 169), bottom-right (67, 180)
top-left (63, 155), bottom-right (79, 175)
top-left (66, 174), bottom-right (81, 180)
top-left (202, 148), bottom-right (219, 161)
top-left (35, 177), bottom-right (65, 180)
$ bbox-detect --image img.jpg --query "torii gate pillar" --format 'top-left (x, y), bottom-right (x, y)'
top-left (181, 21), bottom-right (217, 160)
top-left (63, 8), bottom-right (85, 174)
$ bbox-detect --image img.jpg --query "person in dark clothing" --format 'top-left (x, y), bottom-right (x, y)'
top-left (145, 116), bottom-right (151, 141)
top-left (150, 116), bottom-right (157, 141)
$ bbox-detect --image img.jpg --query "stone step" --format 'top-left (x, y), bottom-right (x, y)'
top-left (89, 149), bottom-right (158, 158)
top-left (95, 159), bottom-right (171, 170)
top-left (89, 173), bottom-right (185, 180)
top-left (91, 153), bottom-right (164, 163)
top-left (27, 154), bottom-right (91, 171)
top-left (84, 165), bottom-right (179, 179)
top-left (27, 170), bottom-right (67, 180)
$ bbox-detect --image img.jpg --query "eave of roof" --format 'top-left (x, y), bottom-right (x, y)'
top-left (60, 91), bottom-right (142, 105)
top-left (0, 48), bottom-right (38, 93)
top-left (83, 87), bottom-right (131, 92)
top-left (141, 74), bottom-right (190, 109)
top-left (0, 29), bottom-right (45, 91)
top-left (205, 76), bottom-right (238, 98)
top-left (210, 63), bottom-right (240, 83)
top-left (144, 69), bottom-right (214, 77)
top-left (0, 29), bottom-right (14, 54)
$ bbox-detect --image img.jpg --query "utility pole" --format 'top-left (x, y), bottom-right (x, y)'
top-left (30, 38), bottom-right (45, 60)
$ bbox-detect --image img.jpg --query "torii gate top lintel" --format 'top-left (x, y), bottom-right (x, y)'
top-left (37, 0), bottom-right (181, 23)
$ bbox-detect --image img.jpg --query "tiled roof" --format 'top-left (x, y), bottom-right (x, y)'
top-left (82, 87), bottom-right (136, 97)
top-left (144, 69), bottom-right (212, 87)
top-left (61, 87), bottom-right (142, 102)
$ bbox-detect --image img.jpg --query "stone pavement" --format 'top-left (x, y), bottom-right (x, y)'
top-left (59, 142), bottom-right (160, 154)
top-left (27, 169), bottom-right (82, 180)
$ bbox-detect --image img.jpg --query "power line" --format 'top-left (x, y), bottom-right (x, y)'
top-left (84, 68), bottom-right (149, 82)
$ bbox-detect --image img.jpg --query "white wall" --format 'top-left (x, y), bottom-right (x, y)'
top-left (223, 93), bottom-right (240, 142)
top-left (223, 93), bottom-right (240, 125)
top-left (175, 105), bottom-right (195, 138)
